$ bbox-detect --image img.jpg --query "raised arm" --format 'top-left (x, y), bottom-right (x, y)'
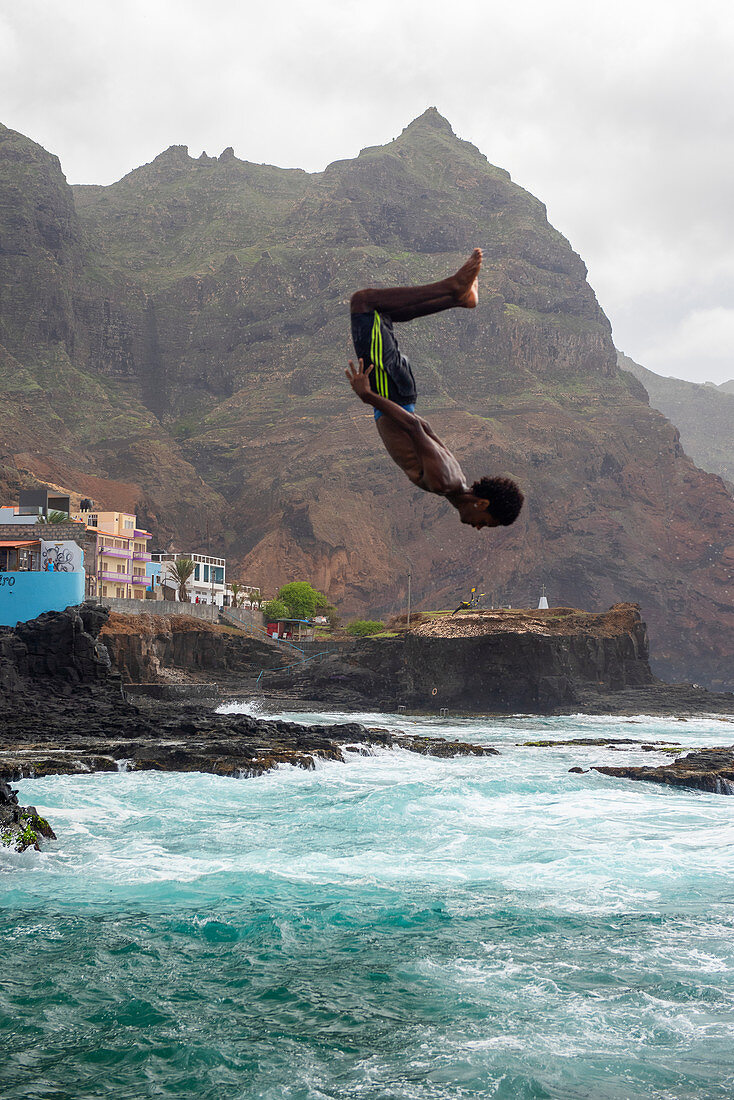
top-left (345, 359), bottom-right (423, 435)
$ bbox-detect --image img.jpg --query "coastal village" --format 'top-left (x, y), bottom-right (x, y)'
top-left (0, 487), bottom-right (553, 639)
top-left (0, 488), bottom-right (263, 624)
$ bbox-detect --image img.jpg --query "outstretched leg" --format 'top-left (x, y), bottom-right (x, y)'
top-left (350, 249), bottom-right (482, 322)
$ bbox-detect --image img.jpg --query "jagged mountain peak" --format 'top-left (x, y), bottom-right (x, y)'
top-left (156, 144), bottom-right (191, 163)
top-left (401, 107), bottom-right (456, 136)
top-left (352, 109), bottom-right (466, 164)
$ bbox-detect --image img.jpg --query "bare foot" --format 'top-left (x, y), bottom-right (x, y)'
top-left (454, 247), bottom-right (482, 308)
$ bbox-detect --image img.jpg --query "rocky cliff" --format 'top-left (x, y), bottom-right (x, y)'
top-left (261, 604), bottom-right (734, 716)
top-left (619, 352), bottom-right (734, 490)
top-left (0, 603), bottom-right (116, 704)
top-left (1, 112), bottom-right (733, 687)
top-left (97, 602), bottom-right (667, 716)
top-left (98, 611), bottom-right (289, 684)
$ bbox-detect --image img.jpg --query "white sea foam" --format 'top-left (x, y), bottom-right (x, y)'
top-left (5, 711), bottom-right (734, 1099)
top-left (216, 697), bottom-right (266, 717)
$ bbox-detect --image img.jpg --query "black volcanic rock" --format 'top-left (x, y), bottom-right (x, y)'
top-left (0, 777), bottom-right (56, 852)
top-left (0, 608), bottom-right (498, 848)
top-left (595, 747), bottom-right (734, 796)
top-left (259, 605), bottom-right (734, 716)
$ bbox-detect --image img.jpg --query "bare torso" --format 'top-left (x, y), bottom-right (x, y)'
top-left (376, 415), bottom-right (467, 496)
top-left (345, 359), bottom-right (500, 529)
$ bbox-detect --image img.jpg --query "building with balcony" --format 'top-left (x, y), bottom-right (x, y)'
top-left (73, 509), bottom-right (152, 600)
top-left (148, 552), bottom-right (227, 608)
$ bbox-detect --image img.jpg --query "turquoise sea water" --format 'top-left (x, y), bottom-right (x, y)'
top-left (2, 706), bottom-right (734, 1099)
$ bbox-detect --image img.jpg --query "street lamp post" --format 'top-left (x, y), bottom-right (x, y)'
top-left (407, 569), bottom-right (412, 630)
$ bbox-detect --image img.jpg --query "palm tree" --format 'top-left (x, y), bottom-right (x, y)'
top-left (36, 510), bottom-right (69, 524)
top-left (166, 558), bottom-right (196, 602)
top-left (229, 582), bottom-right (243, 608)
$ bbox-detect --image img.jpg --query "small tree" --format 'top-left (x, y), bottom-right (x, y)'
top-left (346, 620), bottom-right (385, 637)
top-left (263, 598), bottom-right (289, 623)
top-left (166, 558), bottom-right (196, 603)
top-left (229, 582), bottom-right (243, 608)
top-left (277, 581), bottom-right (326, 621)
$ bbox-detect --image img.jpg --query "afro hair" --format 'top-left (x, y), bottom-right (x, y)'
top-left (471, 476), bottom-right (524, 526)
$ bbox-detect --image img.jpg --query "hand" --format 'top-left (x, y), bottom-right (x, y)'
top-left (345, 358), bottom-right (374, 400)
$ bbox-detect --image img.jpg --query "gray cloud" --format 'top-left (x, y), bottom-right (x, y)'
top-left (1, 0), bottom-right (732, 383)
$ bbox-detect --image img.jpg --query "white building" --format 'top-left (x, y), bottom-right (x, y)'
top-left (150, 552), bottom-right (227, 608)
top-left (225, 581), bottom-right (261, 608)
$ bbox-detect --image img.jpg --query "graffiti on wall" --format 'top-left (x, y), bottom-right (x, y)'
top-left (40, 540), bottom-right (83, 573)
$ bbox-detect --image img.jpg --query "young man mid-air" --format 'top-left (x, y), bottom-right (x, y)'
top-left (346, 248), bottom-right (524, 530)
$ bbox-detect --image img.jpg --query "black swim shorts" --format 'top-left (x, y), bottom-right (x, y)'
top-left (350, 310), bottom-right (418, 413)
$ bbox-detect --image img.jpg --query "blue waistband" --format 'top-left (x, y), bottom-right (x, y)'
top-left (374, 402), bottom-right (415, 421)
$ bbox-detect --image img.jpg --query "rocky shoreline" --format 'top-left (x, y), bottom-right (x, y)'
top-left (2, 606), bottom-right (734, 849)
top-left (594, 748), bottom-right (734, 795)
top-left (0, 606), bottom-right (498, 848)
top-left (525, 736), bottom-right (734, 796)
top-left (0, 777), bottom-right (56, 852)
top-left (0, 704), bottom-right (498, 850)
top-left (0, 692), bottom-right (497, 785)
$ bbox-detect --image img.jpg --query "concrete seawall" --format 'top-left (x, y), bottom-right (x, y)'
top-left (88, 596), bottom-right (219, 622)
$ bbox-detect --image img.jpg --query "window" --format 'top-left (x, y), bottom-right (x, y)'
top-left (87, 514), bottom-right (97, 526)
top-left (194, 565), bottom-right (200, 581)
top-left (124, 519), bottom-right (134, 530)
top-left (116, 586), bottom-right (124, 598)
top-left (203, 565), bottom-right (210, 582)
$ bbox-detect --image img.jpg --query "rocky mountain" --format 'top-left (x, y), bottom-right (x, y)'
top-left (619, 353), bottom-right (734, 490)
top-left (1, 110), bottom-right (733, 688)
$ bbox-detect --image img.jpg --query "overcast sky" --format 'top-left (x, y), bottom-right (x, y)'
top-left (2, 0), bottom-right (732, 384)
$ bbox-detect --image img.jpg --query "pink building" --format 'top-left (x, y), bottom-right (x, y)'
top-left (73, 509), bottom-right (152, 599)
